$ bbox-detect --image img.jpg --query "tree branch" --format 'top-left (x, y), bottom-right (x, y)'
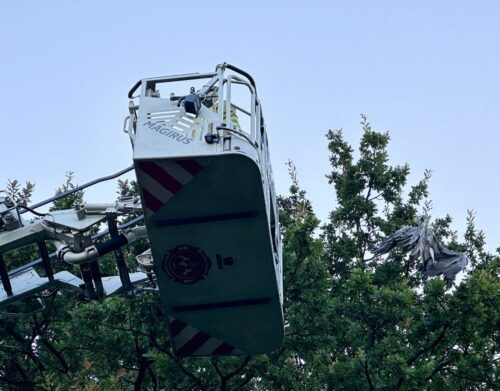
top-left (133, 355), bottom-right (152, 391)
top-left (406, 324), bottom-right (449, 366)
top-left (426, 360), bottom-right (451, 381)
top-left (395, 324), bottom-right (449, 390)
top-left (364, 361), bottom-right (375, 391)
top-left (33, 316), bottom-right (71, 375)
top-left (225, 356), bottom-right (252, 386)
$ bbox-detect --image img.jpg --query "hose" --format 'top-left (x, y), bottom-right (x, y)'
top-left (55, 226), bottom-right (148, 265)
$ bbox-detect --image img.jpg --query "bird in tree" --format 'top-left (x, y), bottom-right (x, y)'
top-left (373, 215), bottom-right (467, 279)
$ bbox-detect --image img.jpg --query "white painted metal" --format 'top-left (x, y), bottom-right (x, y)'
top-left (129, 64), bottom-right (284, 355)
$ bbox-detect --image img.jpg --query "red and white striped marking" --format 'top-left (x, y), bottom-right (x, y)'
top-left (136, 158), bottom-right (211, 217)
top-left (169, 317), bottom-right (243, 357)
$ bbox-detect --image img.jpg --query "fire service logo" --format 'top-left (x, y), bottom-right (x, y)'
top-left (162, 245), bottom-right (211, 285)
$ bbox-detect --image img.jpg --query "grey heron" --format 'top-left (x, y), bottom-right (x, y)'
top-left (373, 216), bottom-right (467, 279)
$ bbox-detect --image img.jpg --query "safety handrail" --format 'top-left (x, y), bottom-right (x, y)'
top-left (129, 72), bottom-right (218, 99)
top-left (225, 75), bottom-right (258, 144)
top-left (130, 64), bottom-right (264, 147)
top-left (223, 63), bottom-right (257, 92)
top-left (128, 80), bottom-right (142, 99)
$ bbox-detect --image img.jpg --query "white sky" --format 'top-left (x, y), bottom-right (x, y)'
top-left (1, 1), bottom-right (499, 250)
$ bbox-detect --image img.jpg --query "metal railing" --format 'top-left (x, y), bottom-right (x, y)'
top-left (128, 63), bottom-right (263, 147)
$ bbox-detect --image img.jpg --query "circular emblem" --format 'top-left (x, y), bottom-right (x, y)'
top-left (162, 245), bottom-right (211, 285)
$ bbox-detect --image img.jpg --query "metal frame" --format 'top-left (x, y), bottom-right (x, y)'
top-left (0, 165), bottom-right (148, 306)
top-left (128, 63), bottom-right (263, 147)
top-left (0, 64), bottom-right (282, 325)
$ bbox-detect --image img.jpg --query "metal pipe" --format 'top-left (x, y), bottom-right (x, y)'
top-left (226, 75), bottom-right (258, 142)
top-left (84, 203), bottom-right (116, 212)
top-left (123, 226), bottom-right (148, 243)
top-left (84, 198), bottom-right (143, 214)
top-left (226, 78), bottom-right (232, 128)
top-left (54, 226), bottom-right (148, 265)
top-left (251, 90), bottom-right (256, 142)
top-left (199, 75), bottom-right (220, 96)
top-left (216, 126), bottom-right (258, 148)
top-left (8, 215), bottom-right (145, 278)
top-left (55, 241), bottom-right (99, 265)
top-left (224, 63), bottom-right (257, 92)
top-left (217, 66), bottom-right (224, 124)
top-left (129, 72), bottom-right (218, 99)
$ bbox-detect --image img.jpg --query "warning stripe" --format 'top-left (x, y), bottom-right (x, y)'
top-left (191, 337), bottom-right (226, 356)
top-left (139, 172), bottom-right (174, 216)
top-left (170, 318), bottom-right (188, 336)
top-left (168, 317), bottom-right (238, 357)
top-left (137, 158), bottom-right (211, 218)
top-left (155, 161), bottom-right (193, 185)
top-left (174, 325), bottom-right (199, 349)
top-left (176, 331), bottom-right (212, 356)
top-left (138, 161), bottom-right (183, 194)
top-left (212, 343), bottom-right (236, 355)
top-left (142, 187), bottom-right (164, 213)
top-left (176, 159), bottom-right (204, 176)
top-left (139, 169), bottom-right (174, 199)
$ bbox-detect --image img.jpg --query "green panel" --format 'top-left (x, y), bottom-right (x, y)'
top-left (136, 154), bottom-right (284, 355)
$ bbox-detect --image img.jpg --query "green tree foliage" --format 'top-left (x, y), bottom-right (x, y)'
top-left (117, 179), bottom-right (139, 198)
top-left (322, 116), bottom-right (498, 390)
top-left (2, 180), bottom-right (37, 271)
top-left (50, 171), bottom-right (84, 211)
top-left (0, 117), bottom-right (497, 390)
top-left (6, 179), bottom-right (35, 207)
